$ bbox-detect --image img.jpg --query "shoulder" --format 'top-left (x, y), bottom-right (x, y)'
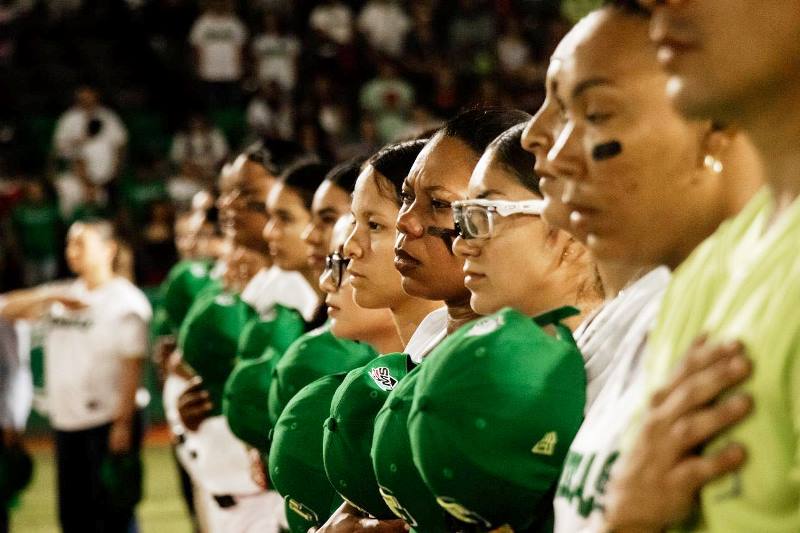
top-left (107, 278), bottom-right (153, 320)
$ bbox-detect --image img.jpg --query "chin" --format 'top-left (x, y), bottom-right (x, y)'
top-left (330, 322), bottom-right (359, 342)
top-left (351, 289), bottom-right (384, 310)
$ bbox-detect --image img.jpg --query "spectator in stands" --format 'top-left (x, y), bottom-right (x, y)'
top-left (169, 112), bottom-right (229, 182)
top-left (357, 0), bottom-right (412, 58)
top-left (359, 59), bottom-right (414, 143)
top-left (10, 180), bottom-right (62, 287)
top-left (246, 81), bottom-right (295, 142)
top-left (53, 85), bottom-right (127, 184)
top-left (309, 0), bottom-right (354, 47)
top-left (189, 0), bottom-right (247, 107)
top-left (251, 12), bottom-right (300, 92)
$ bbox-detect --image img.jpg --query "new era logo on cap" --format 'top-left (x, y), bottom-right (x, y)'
top-left (532, 431), bottom-right (558, 456)
top-left (369, 367), bottom-right (398, 391)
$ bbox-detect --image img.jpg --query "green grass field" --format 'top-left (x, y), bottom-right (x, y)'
top-left (11, 442), bottom-right (194, 533)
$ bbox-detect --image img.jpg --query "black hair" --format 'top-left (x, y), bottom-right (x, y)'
top-left (279, 161), bottom-right (334, 210)
top-left (602, 0), bottom-right (651, 16)
top-left (367, 140), bottom-right (428, 205)
top-left (437, 107), bottom-right (533, 158)
top-left (487, 123), bottom-right (540, 195)
top-left (245, 138), bottom-right (313, 176)
top-left (324, 157), bottom-right (366, 194)
top-left (70, 217), bottom-right (117, 242)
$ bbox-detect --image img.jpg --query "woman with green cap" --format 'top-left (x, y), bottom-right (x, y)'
top-left (269, 213), bottom-right (405, 533)
top-left (320, 109), bottom-right (546, 533)
top-left (373, 121), bottom-right (602, 533)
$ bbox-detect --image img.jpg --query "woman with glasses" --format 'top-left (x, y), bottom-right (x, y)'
top-left (318, 109), bottom-right (538, 533)
top-left (269, 214), bottom-right (405, 533)
top-left (516, 2), bottom-right (762, 531)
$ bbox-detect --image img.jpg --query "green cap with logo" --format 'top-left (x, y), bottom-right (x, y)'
top-left (268, 325), bottom-right (378, 427)
top-left (160, 259), bottom-right (215, 333)
top-left (179, 291), bottom-right (257, 415)
top-left (371, 365), bottom-right (449, 532)
top-left (269, 374), bottom-right (346, 532)
top-left (223, 347), bottom-right (281, 452)
top-left (323, 352), bottom-right (410, 519)
top-left (237, 304), bottom-right (306, 361)
top-left (408, 307), bottom-right (586, 531)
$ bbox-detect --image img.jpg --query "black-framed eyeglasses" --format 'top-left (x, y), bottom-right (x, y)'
top-left (324, 251), bottom-right (350, 289)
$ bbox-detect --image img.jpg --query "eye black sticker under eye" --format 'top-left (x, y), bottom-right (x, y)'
top-left (426, 226), bottom-right (458, 254)
top-left (592, 140), bottom-right (623, 161)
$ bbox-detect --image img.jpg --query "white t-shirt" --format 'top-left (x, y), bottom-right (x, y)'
top-left (405, 306), bottom-right (448, 364)
top-left (80, 134), bottom-right (117, 185)
top-left (53, 106), bottom-right (128, 160)
top-left (309, 3), bottom-right (353, 45)
top-left (553, 267), bottom-right (670, 532)
top-left (189, 13), bottom-right (247, 81)
top-left (241, 266), bottom-right (320, 322)
top-left (574, 267), bottom-right (671, 411)
top-left (43, 277), bottom-right (152, 431)
top-left (169, 128), bottom-right (229, 173)
top-left (357, 2), bottom-right (411, 57)
top-left (251, 33), bottom-right (300, 90)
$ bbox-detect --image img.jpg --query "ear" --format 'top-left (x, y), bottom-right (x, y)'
top-left (699, 121), bottom-right (738, 169)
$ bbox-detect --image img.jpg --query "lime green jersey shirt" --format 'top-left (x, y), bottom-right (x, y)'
top-left (641, 188), bottom-right (800, 532)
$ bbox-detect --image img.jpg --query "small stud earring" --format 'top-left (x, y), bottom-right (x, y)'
top-left (704, 154), bottom-right (723, 174)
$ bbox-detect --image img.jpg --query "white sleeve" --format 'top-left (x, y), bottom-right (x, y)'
top-left (105, 111), bottom-right (128, 146)
top-left (115, 313), bottom-right (149, 359)
top-left (53, 112), bottom-right (79, 158)
top-left (189, 18), bottom-right (205, 46)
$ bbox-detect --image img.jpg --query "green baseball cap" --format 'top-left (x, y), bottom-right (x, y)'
top-left (0, 444), bottom-right (33, 504)
top-left (407, 307), bottom-right (586, 531)
top-left (323, 352), bottom-right (411, 519)
top-left (269, 374), bottom-right (346, 532)
top-left (268, 325), bottom-right (378, 427)
top-left (223, 347), bottom-right (281, 452)
top-left (161, 259), bottom-right (215, 333)
top-left (179, 291), bottom-right (257, 415)
top-left (371, 365), bottom-right (449, 532)
top-left (237, 304), bottom-right (306, 361)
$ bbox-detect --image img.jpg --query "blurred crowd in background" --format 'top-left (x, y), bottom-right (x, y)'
top-left (0, 0), bottom-right (574, 292)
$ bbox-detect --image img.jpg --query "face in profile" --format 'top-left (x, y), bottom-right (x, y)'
top-left (345, 166), bottom-right (408, 310)
top-left (321, 215), bottom-right (396, 341)
top-left (452, 151), bottom-right (575, 317)
top-left (395, 135), bottom-right (473, 304)
top-left (530, 8), bottom-right (723, 267)
top-left (642, 0), bottom-right (800, 123)
top-left (263, 182), bottom-right (314, 272)
top-left (218, 155), bottom-right (273, 255)
top-left (303, 180), bottom-right (352, 270)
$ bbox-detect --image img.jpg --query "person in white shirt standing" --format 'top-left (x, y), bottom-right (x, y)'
top-left (0, 219), bottom-right (151, 533)
top-left (189, 0), bottom-right (247, 108)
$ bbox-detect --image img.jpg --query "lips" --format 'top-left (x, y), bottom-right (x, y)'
top-left (463, 266), bottom-right (486, 289)
top-left (394, 248), bottom-right (421, 274)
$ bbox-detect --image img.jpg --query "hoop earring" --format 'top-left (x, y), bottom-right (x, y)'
top-left (704, 154), bottom-right (723, 174)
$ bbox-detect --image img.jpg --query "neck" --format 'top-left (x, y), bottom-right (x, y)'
top-left (391, 297), bottom-right (443, 347)
top-left (360, 321), bottom-right (404, 354)
top-left (300, 266), bottom-right (325, 299)
top-left (595, 260), bottom-right (645, 299)
top-left (738, 82), bottom-right (800, 217)
top-left (82, 266), bottom-right (114, 290)
top-left (445, 296), bottom-right (480, 335)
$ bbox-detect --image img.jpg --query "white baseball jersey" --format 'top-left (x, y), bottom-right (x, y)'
top-left (553, 267), bottom-right (670, 532)
top-left (43, 277), bottom-right (151, 431)
top-left (406, 306), bottom-right (448, 364)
